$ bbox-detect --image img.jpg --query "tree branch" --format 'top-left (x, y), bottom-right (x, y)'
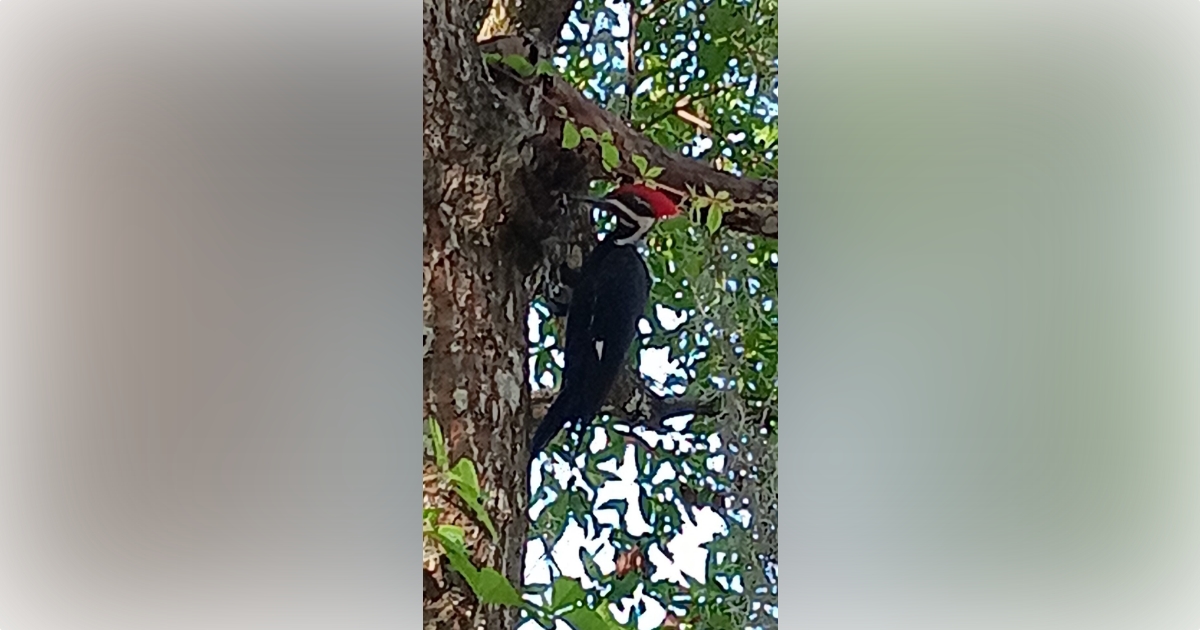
top-left (530, 363), bottom-right (717, 438)
top-left (524, 0), bottom-right (579, 48)
top-left (538, 75), bottom-right (779, 239)
top-left (477, 0), bottom-right (577, 49)
top-left (473, 27), bottom-right (778, 241)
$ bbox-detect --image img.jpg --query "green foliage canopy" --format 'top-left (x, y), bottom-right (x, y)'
top-left (525, 1), bottom-right (778, 628)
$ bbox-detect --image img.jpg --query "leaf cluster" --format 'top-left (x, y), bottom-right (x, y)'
top-left (521, 0), bottom-right (780, 627)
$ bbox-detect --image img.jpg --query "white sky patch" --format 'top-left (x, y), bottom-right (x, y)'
top-left (629, 423), bottom-right (699, 456)
top-left (592, 447), bottom-right (653, 536)
top-left (638, 346), bottom-right (688, 396)
top-left (523, 539), bottom-right (552, 585)
top-left (654, 304), bottom-right (688, 331)
top-left (729, 507), bottom-right (753, 528)
top-left (650, 460), bottom-right (675, 485)
top-left (527, 307), bottom-right (542, 343)
top-left (671, 413), bottom-right (697, 431)
top-left (528, 487), bottom-right (556, 521)
top-left (589, 427), bottom-right (609, 454)
top-left (638, 597), bottom-right (668, 629)
top-left (594, 506), bottom-right (622, 529)
top-left (639, 347), bottom-right (675, 381)
top-left (608, 0), bottom-right (631, 37)
top-left (609, 582), bottom-right (668, 629)
top-left (647, 505), bottom-right (728, 587)
top-left (527, 356), bottom-right (540, 388)
top-left (550, 519), bottom-right (605, 588)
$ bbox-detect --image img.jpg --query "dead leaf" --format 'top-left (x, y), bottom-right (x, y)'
top-left (615, 547), bottom-right (645, 577)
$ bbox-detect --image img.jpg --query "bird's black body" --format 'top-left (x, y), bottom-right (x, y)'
top-left (528, 186), bottom-right (676, 463)
top-left (529, 239), bottom-right (650, 460)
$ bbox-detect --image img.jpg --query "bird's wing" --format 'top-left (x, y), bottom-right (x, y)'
top-left (560, 245), bottom-right (606, 389)
top-left (571, 247), bottom-right (650, 418)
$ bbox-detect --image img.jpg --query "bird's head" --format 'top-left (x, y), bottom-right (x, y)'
top-left (604, 184), bottom-right (680, 245)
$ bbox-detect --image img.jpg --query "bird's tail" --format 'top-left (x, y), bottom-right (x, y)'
top-left (529, 393), bottom-right (574, 464)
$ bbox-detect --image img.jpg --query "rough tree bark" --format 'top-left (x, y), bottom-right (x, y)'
top-left (422, 0), bottom-right (777, 628)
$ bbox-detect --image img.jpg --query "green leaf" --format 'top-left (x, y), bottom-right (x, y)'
top-left (568, 492), bottom-right (590, 517)
top-left (630, 153), bottom-right (649, 176)
top-left (595, 605), bottom-right (630, 629)
top-left (449, 458), bottom-right (481, 499)
top-left (601, 142), bottom-right (620, 172)
top-left (534, 59), bottom-right (557, 76)
top-left (436, 524), bottom-right (466, 548)
top-left (449, 458), bottom-right (498, 539)
top-left (580, 550), bottom-right (605, 581)
top-left (440, 537), bottom-right (477, 579)
top-left (696, 39), bottom-right (727, 81)
top-left (550, 577), bottom-right (587, 610)
top-left (440, 538), bottom-right (524, 608)
top-left (580, 126), bottom-right (598, 141)
top-left (563, 608), bottom-right (619, 630)
top-left (562, 120), bottom-right (582, 149)
top-left (469, 503), bottom-right (498, 539)
top-left (689, 197), bottom-right (709, 224)
top-left (475, 567), bottom-right (525, 607)
top-left (753, 124), bottom-right (778, 146)
top-left (428, 417), bottom-right (448, 470)
top-left (501, 54), bottom-right (536, 77)
top-left (481, 52), bottom-right (501, 64)
top-left (607, 572), bottom-right (640, 601)
top-left (543, 493), bottom-right (570, 529)
top-left (706, 205), bottom-right (724, 234)
top-left (601, 497), bottom-right (629, 520)
top-left (645, 166), bottom-right (665, 179)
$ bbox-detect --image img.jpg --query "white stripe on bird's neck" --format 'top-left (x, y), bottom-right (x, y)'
top-left (604, 197), bottom-right (655, 246)
top-left (612, 214), bottom-right (655, 246)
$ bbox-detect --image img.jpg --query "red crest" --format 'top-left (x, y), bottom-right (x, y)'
top-left (612, 184), bottom-right (679, 219)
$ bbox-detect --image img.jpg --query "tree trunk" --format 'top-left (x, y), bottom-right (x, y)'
top-left (423, 1), bottom-right (549, 628)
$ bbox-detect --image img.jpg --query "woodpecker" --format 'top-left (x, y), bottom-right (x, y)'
top-left (530, 184), bottom-right (680, 463)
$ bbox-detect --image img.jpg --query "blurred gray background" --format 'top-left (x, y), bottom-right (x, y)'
top-left (1, 2), bottom-right (419, 629)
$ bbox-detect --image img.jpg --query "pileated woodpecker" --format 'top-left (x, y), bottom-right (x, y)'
top-left (530, 184), bottom-right (680, 463)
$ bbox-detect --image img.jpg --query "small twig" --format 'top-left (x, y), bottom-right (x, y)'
top-left (641, 94), bottom-right (692, 132)
top-left (675, 109), bottom-right (711, 131)
top-left (638, 80), bottom-right (734, 132)
top-left (625, 3), bottom-right (639, 122)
